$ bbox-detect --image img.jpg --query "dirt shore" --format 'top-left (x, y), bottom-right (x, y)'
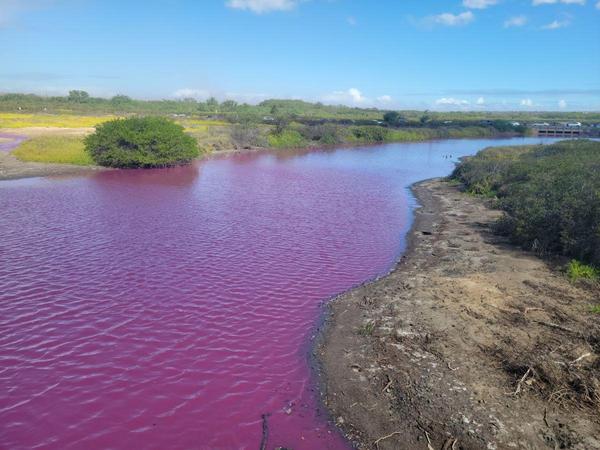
top-left (317, 178), bottom-right (600, 450)
top-left (0, 151), bottom-right (105, 181)
top-left (0, 127), bottom-right (104, 181)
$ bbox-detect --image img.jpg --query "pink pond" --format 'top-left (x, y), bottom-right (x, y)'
top-left (0, 138), bottom-right (551, 449)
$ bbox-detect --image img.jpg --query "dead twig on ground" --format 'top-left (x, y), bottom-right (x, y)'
top-left (373, 431), bottom-right (402, 449)
top-left (532, 320), bottom-right (579, 335)
top-left (424, 430), bottom-right (434, 450)
top-left (447, 361), bottom-right (459, 371)
top-left (382, 379), bottom-right (393, 393)
top-left (569, 352), bottom-right (591, 365)
top-left (513, 367), bottom-right (533, 396)
top-left (442, 438), bottom-right (459, 450)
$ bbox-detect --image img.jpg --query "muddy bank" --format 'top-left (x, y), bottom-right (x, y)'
top-left (317, 178), bottom-right (600, 450)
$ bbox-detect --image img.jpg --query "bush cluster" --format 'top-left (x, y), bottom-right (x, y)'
top-left (452, 140), bottom-right (600, 266)
top-left (85, 117), bottom-right (199, 168)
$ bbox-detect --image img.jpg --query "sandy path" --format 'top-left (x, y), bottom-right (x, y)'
top-left (317, 179), bottom-right (599, 450)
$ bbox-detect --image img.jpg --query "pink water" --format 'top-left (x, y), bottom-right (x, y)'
top-left (0, 138), bottom-right (554, 449)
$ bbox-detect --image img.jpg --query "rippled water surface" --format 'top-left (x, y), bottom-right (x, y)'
top-left (0, 138), bottom-right (556, 449)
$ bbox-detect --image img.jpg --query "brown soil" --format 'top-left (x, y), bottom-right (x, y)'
top-left (317, 178), bottom-right (600, 450)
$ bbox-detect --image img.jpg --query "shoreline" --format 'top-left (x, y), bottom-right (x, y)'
top-left (316, 178), bottom-right (599, 449)
top-left (0, 128), bottom-right (523, 181)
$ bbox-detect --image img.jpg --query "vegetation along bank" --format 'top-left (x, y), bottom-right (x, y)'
top-left (3, 91), bottom-right (599, 167)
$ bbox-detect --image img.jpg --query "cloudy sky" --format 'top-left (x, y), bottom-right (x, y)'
top-left (1, 0), bottom-right (599, 110)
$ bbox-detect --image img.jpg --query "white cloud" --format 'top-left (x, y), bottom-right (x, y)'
top-left (504, 15), bottom-right (527, 27)
top-left (173, 88), bottom-right (211, 100)
top-left (533, 0), bottom-right (585, 5)
top-left (323, 88), bottom-right (367, 105)
top-left (226, 0), bottom-right (298, 14)
top-left (520, 98), bottom-right (534, 107)
top-left (436, 97), bottom-right (470, 106)
top-left (542, 18), bottom-right (571, 28)
top-left (558, 99), bottom-right (567, 108)
top-left (377, 95), bottom-right (392, 104)
top-left (476, 97), bottom-right (486, 105)
top-left (427, 11), bottom-right (475, 26)
top-left (463, 0), bottom-right (498, 9)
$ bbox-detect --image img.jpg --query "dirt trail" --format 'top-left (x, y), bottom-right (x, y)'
top-left (317, 178), bottom-right (600, 450)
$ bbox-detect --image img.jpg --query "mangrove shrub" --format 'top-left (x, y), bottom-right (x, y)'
top-left (85, 117), bottom-right (199, 168)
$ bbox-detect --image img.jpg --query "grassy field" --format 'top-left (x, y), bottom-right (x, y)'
top-left (0, 113), bottom-right (119, 128)
top-left (12, 136), bottom-right (95, 165)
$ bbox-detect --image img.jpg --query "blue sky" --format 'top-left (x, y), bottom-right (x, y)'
top-left (0, 0), bottom-right (599, 110)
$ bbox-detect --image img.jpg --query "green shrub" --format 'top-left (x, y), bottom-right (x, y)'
top-left (267, 129), bottom-right (306, 148)
top-left (84, 116), bottom-right (199, 168)
top-left (591, 305), bottom-right (600, 314)
top-left (567, 260), bottom-right (599, 282)
top-left (452, 140), bottom-right (600, 266)
top-left (350, 126), bottom-right (389, 143)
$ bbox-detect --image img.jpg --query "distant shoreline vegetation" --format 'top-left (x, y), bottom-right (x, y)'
top-left (2, 91), bottom-right (598, 157)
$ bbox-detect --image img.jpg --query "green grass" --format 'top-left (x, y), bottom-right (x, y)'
top-left (357, 321), bottom-right (376, 336)
top-left (590, 305), bottom-right (600, 314)
top-left (12, 136), bottom-right (94, 165)
top-left (567, 260), bottom-right (599, 282)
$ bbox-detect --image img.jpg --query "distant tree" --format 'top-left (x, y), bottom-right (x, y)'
top-left (206, 97), bottom-right (219, 112)
top-left (420, 111), bottom-right (431, 125)
top-left (110, 95), bottom-right (132, 103)
top-left (221, 100), bottom-right (238, 111)
top-left (274, 114), bottom-right (291, 134)
top-left (68, 90), bottom-right (90, 102)
top-left (84, 117), bottom-right (199, 168)
top-left (383, 111), bottom-right (405, 126)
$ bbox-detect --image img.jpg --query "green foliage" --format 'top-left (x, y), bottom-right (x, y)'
top-left (84, 117), bottom-right (199, 168)
top-left (68, 90), bottom-right (90, 103)
top-left (567, 260), bottom-right (599, 282)
top-left (383, 111), bottom-right (405, 126)
top-left (299, 123), bottom-right (345, 145)
top-left (453, 140), bottom-right (600, 265)
top-left (590, 305), bottom-right (600, 314)
top-left (350, 126), bottom-right (389, 142)
top-left (267, 129), bottom-right (307, 148)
